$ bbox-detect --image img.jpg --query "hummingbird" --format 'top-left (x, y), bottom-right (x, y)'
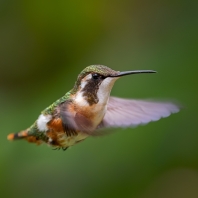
top-left (7, 65), bottom-right (180, 150)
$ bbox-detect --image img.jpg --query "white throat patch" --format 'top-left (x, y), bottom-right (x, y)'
top-left (97, 77), bottom-right (119, 105)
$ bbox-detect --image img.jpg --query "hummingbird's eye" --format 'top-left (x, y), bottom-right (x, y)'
top-left (92, 73), bottom-right (100, 80)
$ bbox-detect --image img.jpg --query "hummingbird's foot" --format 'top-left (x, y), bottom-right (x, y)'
top-left (52, 147), bottom-right (68, 151)
top-left (62, 147), bottom-right (68, 151)
top-left (53, 147), bottom-right (61, 150)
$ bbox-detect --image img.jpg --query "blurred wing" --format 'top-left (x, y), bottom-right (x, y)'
top-left (100, 96), bottom-right (180, 129)
top-left (59, 101), bottom-right (95, 136)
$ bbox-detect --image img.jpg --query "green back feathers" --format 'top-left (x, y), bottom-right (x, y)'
top-left (42, 91), bottom-right (71, 115)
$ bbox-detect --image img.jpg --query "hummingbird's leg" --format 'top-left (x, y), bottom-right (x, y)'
top-left (62, 147), bottom-right (68, 151)
top-left (52, 147), bottom-right (61, 150)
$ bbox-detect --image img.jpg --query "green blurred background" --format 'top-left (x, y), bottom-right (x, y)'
top-left (1, 0), bottom-right (198, 198)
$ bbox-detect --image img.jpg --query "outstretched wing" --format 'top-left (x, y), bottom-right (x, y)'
top-left (99, 96), bottom-right (180, 129)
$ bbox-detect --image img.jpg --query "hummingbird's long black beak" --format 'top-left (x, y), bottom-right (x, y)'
top-left (110, 70), bottom-right (157, 77)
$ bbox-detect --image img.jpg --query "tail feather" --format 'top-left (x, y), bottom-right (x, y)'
top-left (7, 130), bottom-right (42, 145)
top-left (7, 130), bottom-right (28, 140)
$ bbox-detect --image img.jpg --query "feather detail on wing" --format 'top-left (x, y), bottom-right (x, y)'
top-left (99, 96), bottom-right (180, 129)
top-left (58, 101), bottom-right (96, 136)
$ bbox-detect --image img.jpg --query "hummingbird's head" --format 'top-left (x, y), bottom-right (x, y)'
top-left (72, 65), bottom-right (156, 106)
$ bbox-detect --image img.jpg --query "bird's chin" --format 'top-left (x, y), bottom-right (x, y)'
top-left (97, 77), bottom-right (119, 104)
top-left (102, 77), bottom-right (119, 90)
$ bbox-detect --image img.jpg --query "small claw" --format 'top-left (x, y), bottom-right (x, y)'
top-left (53, 147), bottom-right (61, 150)
top-left (62, 147), bottom-right (68, 151)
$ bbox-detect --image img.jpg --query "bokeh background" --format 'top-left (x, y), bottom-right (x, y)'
top-left (1, 1), bottom-right (198, 198)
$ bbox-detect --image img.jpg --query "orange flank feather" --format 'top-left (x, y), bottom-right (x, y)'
top-left (47, 130), bottom-right (66, 146)
top-left (47, 118), bottom-right (64, 132)
top-left (25, 136), bottom-right (42, 145)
